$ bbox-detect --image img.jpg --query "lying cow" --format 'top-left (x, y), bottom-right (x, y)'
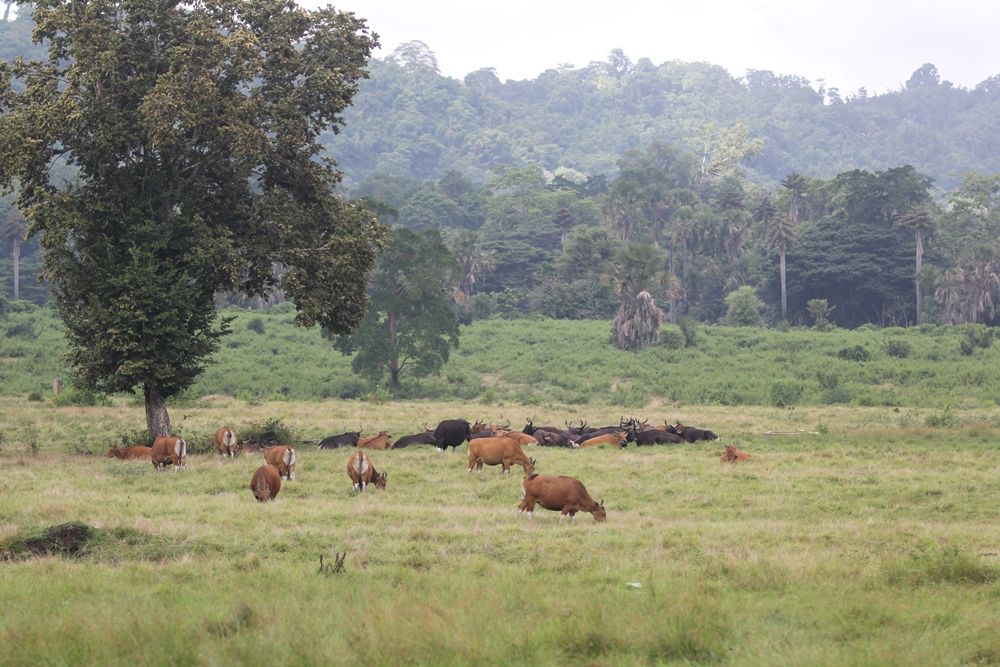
top-left (263, 445), bottom-right (297, 480)
top-left (215, 426), bottom-right (238, 457)
top-left (493, 430), bottom-right (539, 446)
top-left (346, 450), bottom-right (387, 492)
top-left (518, 474), bottom-right (606, 522)
top-left (250, 464), bottom-right (282, 502)
top-left (151, 436), bottom-right (187, 471)
top-left (467, 437), bottom-right (535, 476)
top-left (357, 431), bottom-right (392, 450)
top-left (392, 431), bottom-right (436, 448)
top-left (634, 429), bottom-right (685, 445)
top-left (106, 444), bottom-right (152, 460)
top-left (578, 430), bottom-right (627, 448)
top-left (720, 445), bottom-right (751, 462)
top-left (319, 431), bottom-right (360, 449)
top-left (672, 421), bottom-right (719, 442)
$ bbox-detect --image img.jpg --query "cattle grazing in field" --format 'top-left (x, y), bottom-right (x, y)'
top-left (263, 445), bottom-right (297, 480)
top-left (518, 474), bottom-right (606, 522)
top-left (214, 427), bottom-right (238, 457)
top-left (250, 464), bottom-right (282, 502)
top-left (578, 430), bottom-right (628, 448)
top-left (634, 429), bottom-right (685, 445)
top-left (720, 445), bottom-right (751, 462)
top-left (319, 430), bottom-right (361, 449)
top-left (392, 431), bottom-right (437, 448)
top-left (106, 444), bottom-right (152, 460)
top-left (151, 436), bottom-right (187, 471)
top-left (672, 422), bottom-right (719, 442)
top-left (357, 431), bottom-right (392, 450)
top-left (467, 437), bottom-right (536, 475)
top-left (433, 419), bottom-right (472, 451)
top-left (346, 450), bottom-right (387, 492)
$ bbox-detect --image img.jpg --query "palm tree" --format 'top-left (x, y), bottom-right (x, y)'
top-left (446, 230), bottom-right (496, 301)
top-left (776, 174), bottom-right (808, 319)
top-left (895, 206), bottom-right (934, 324)
top-left (935, 251), bottom-right (1000, 324)
top-left (0, 209), bottom-right (26, 301)
top-left (753, 193), bottom-right (793, 321)
top-left (611, 245), bottom-right (666, 350)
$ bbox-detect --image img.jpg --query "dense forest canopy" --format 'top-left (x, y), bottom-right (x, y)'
top-left (2, 12), bottom-right (1000, 331)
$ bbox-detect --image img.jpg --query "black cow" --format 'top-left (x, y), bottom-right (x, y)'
top-left (534, 429), bottom-right (577, 448)
top-left (522, 418), bottom-right (566, 436)
top-left (673, 423), bottom-right (719, 442)
top-left (319, 432), bottom-right (360, 449)
top-left (433, 419), bottom-right (472, 451)
top-left (634, 429), bottom-right (685, 445)
top-left (469, 430), bottom-right (496, 440)
top-left (392, 432), bottom-right (437, 449)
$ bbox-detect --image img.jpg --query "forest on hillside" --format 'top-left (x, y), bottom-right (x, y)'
top-left (2, 12), bottom-right (1000, 330)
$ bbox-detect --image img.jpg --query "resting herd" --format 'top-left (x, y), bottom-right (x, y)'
top-left (105, 417), bottom-right (747, 523)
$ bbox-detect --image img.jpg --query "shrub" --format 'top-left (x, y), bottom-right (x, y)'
top-left (246, 317), bottom-right (266, 335)
top-left (678, 318), bottom-right (698, 347)
top-left (885, 339), bottom-right (912, 358)
top-left (26, 391), bottom-right (43, 402)
top-left (51, 387), bottom-right (111, 407)
top-left (959, 324), bottom-right (994, 356)
top-left (770, 381), bottom-right (803, 407)
top-left (657, 326), bottom-right (685, 350)
top-left (241, 417), bottom-right (298, 445)
top-left (6, 319), bottom-right (36, 339)
top-left (723, 286), bottom-right (763, 326)
top-left (837, 345), bottom-right (871, 362)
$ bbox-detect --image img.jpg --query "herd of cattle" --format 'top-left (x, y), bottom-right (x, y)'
top-left (105, 417), bottom-right (746, 522)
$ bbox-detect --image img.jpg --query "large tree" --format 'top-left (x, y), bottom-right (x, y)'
top-left (337, 228), bottom-right (460, 392)
top-left (0, 0), bottom-right (384, 436)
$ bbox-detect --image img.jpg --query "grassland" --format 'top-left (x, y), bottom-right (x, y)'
top-left (3, 398), bottom-right (1000, 665)
top-left (4, 303), bottom-right (1000, 408)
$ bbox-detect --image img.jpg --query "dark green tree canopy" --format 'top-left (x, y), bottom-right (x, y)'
top-left (0, 0), bottom-right (383, 433)
top-left (336, 227), bottom-right (460, 391)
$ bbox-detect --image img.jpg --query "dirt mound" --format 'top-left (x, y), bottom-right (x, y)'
top-left (15, 522), bottom-right (95, 558)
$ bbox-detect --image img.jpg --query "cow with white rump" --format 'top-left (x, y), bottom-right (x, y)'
top-left (263, 445), bottom-right (297, 480)
top-left (346, 450), bottom-right (387, 492)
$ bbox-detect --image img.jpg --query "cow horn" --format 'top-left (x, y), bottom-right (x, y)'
top-left (600, 499), bottom-right (604, 507)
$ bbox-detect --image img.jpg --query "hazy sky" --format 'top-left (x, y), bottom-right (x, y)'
top-left (305, 0), bottom-right (1000, 94)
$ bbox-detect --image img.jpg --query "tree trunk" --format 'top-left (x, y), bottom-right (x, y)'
top-left (144, 383), bottom-right (172, 438)
top-left (387, 311), bottom-right (400, 392)
top-left (668, 241), bottom-right (677, 324)
top-left (11, 235), bottom-right (19, 301)
top-left (779, 248), bottom-right (787, 321)
top-left (915, 229), bottom-right (923, 325)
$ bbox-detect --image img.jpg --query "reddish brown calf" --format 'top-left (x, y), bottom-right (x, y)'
top-left (250, 464), bottom-right (282, 502)
top-left (720, 445), bottom-right (751, 462)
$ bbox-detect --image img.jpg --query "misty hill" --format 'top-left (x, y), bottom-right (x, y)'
top-left (326, 44), bottom-right (1000, 192)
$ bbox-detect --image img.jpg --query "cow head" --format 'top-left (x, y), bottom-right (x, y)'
top-left (253, 476), bottom-right (271, 502)
top-left (523, 418), bottom-right (535, 435)
top-left (471, 420), bottom-right (487, 433)
top-left (593, 499), bottom-right (607, 522)
top-left (106, 444), bottom-right (122, 458)
top-left (374, 471), bottom-right (387, 490)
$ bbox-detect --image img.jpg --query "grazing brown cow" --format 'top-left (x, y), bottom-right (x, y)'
top-left (105, 444), bottom-right (152, 461)
top-left (467, 437), bottom-right (535, 475)
top-left (578, 430), bottom-right (627, 448)
top-left (346, 450), bottom-right (387, 492)
top-left (214, 427), bottom-right (238, 458)
top-left (250, 464), bottom-right (282, 502)
top-left (720, 445), bottom-right (751, 462)
top-left (518, 474), bottom-right (606, 522)
top-left (357, 431), bottom-right (392, 450)
top-left (493, 430), bottom-right (539, 446)
top-left (151, 436), bottom-right (187, 471)
top-left (263, 445), bottom-right (297, 480)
